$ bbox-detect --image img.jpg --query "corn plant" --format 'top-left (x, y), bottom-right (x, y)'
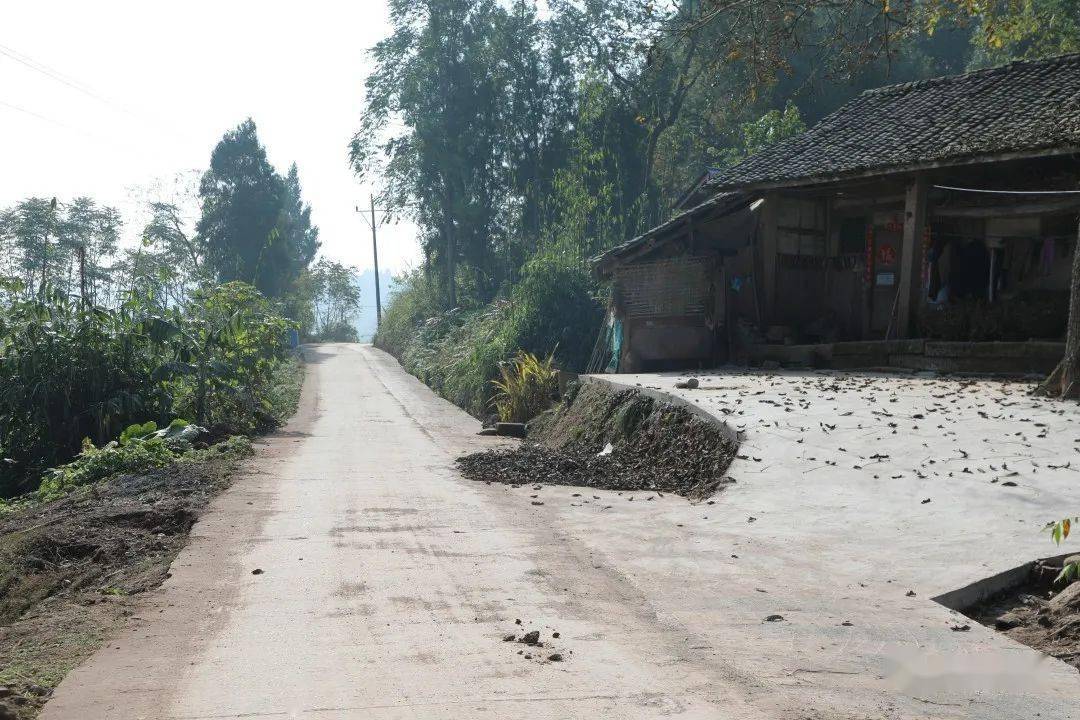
top-left (0, 289), bottom-right (172, 495)
top-left (0, 281), bottom-right (293, 498)
top-left (489, 350), bottom-right (558, 423)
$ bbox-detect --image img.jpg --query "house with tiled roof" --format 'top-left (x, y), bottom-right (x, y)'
top-left (591, 54), bottom-right (1080, 373)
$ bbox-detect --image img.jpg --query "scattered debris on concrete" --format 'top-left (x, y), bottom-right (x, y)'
top-left (457, 383), bottom-right (738, 500)
top-left (501, 622), bottom-right (570, 663)
top-left (519, 630), bottom-right (541, 645)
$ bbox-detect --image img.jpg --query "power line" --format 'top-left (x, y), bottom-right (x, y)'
top-left (0, 41), bottom-right (198, 146)
top-left (0, 98), bottom-right (57, 125)
top-left (0, 42), bottom-right (138, 118)
top-left (357, 203), bottom-right (420, 228)
top-left (0, 98), bottom-right (155, 157)
top-left (0, 43), bottom-right (107, 100)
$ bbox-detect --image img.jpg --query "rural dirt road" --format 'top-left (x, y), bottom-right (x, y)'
top-left (40, 344), bottom-right (762, 720)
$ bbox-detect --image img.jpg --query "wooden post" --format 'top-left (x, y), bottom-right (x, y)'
top-left (896, 176), bottom-right (928, 339)
top-left (862, 224), bottom-right (874, 339)
top-left (1049, 216), bottom-right (1080, 397)
top-left (758, 193), bottom-right (778, 326)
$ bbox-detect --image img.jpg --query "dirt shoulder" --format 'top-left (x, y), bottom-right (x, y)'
top-left (0, 441), bottom-right (251, 719)
top-left (0, 354), bottom-right (303, 719)
top-left (966, 556), bottom-right (1080, 669)
top-left (457, 381), bottom-right (740, 500)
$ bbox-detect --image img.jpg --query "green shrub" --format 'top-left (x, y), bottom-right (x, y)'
top-left (37, 437), bottom-right (176, 502)
top-left (168, 282), bottom-right (294, 435)
top-left (501, 252), bottom-right (604, 372)
top-left (263, 357), bottom-right (304, 426)
top-left (0, 291), bottom-right (171, 496)
top-left (373, 268), bottom-right (442, 358)
top-left (374, 271), bottom-right (510, 415)
top-left (0, 281), bottom-right (296, 497)
top-left (308, 320), bottom-right (359, 343)
top-left (490, 351), bottom-right (558, 423)
top-left (374, 256), bottom-right (602, 418)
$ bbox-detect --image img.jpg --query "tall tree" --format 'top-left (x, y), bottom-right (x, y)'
top-left (352, 0), bottom-right (533, 306)
top-left (282, 163), bottom-right (321, 271)
top-left (0, 197), bottom-right (57, 298)
top-left (0, 197), bottom-right (121, 304)
top-left (197, 119), bottom-right (316, 298)
top-left (58, 198), bottom-right (121, 305)
top-left (968, 0), bottom-right (1080, 67)
top-left (309, 259), bottom-right (362, 334)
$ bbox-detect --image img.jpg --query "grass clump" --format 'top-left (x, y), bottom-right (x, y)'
top-left (491, 351), bottom-right (558, 423)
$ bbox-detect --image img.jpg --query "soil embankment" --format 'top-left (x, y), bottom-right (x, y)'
top-left (0, 443), bottom-right (249, 719)
top-left (967, 556), bottom-right (1080, 669)
top-left (457, 381), bottom-right (739, 500)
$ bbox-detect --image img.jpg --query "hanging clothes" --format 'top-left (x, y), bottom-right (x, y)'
top-left (605, 318), bottom-right (623, 373)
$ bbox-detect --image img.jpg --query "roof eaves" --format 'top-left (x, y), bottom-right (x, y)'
top-left (590, 192), bottom-right (747, 274)
top-left (707, 144), bottom-right (1080, 195)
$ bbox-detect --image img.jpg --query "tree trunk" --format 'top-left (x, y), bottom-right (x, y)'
top-left (444, 216), bottom-right (456, 309)
top-left (1045, 217), bottom-right (1080, 397)
top-left (641, 35), bottom-right (700, 214)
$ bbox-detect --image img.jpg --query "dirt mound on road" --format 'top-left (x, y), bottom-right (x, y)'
top-left (457, 382), bottom-right (739, 500)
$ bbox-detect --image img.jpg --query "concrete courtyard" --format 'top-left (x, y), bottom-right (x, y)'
top-left (580, 368), bottom-right (1080, 717)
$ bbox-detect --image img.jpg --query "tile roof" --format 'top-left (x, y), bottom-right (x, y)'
top-left (591, 192), bottom-right (749, 273)
top-left (708, 53), bottom-right (1080, 191)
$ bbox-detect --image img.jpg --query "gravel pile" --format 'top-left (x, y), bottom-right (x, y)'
top-left (458, 385), bottom-right (738, 500)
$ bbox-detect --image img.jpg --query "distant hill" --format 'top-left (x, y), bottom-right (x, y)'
top-left (353, 268), bottom-right (399, 342)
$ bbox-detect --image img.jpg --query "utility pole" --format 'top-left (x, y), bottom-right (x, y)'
top-left (369, 194), bottom-right (382, 326)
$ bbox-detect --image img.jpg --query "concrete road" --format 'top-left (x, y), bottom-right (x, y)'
top-left (41, 346), bottom-right (1080, 720)
top-left (41, 344), bottom-right (762, 720)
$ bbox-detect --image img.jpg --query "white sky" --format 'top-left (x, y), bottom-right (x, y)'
top-left (0, 1), bottom-right (421, 273)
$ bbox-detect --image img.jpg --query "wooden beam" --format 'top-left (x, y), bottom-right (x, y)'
top-left (896, 176), bottom-right (928, 339)
top-left (776, 225), bottom-right (826, 237)
top-left (833, 194), bottom-right (906, 210)
top-left (932, 196), bottom-right (1080, 219)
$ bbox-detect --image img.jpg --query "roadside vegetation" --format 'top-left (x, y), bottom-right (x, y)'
top-left (363, 0), bottom-right (1080, 419)
top-left (490, 351), bottom-right (558, 425)
top-left (0, 118), bottom-right (324, 717)
top-left (375, 258), bottom-right (600, 418)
